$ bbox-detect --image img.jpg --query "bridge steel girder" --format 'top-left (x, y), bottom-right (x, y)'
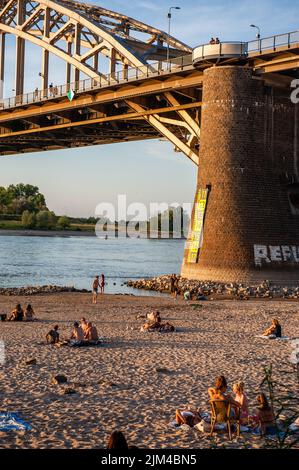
top-left (0, 0), bottom-right (192, 91)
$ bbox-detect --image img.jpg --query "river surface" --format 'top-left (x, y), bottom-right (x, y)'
top-left (0, 235), bottom-right (185, 295)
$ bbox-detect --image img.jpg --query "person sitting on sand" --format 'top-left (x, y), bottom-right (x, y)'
top-left (46, 325), bottom-right (60, 344)
top-left (183, 290), bottom-right (191, 301)
top-left (147, 311), bottom-right (161, 323)
top-left (175, 408), bottom-right (201, 427)
top-left (159, 321), bottom-right (175, 333)
top-left (71, 322), bottom-right (85, 342)
top-left (233, 381), bottom-right (249, 422)
top-left (8, 304), bottom-right (24, 321)
top-left (263, 319), bottom-right (282, 338)
top-left (107, 430), bottom-right (128, 449)
top-left (208, 376), bottom-right (241, 414)
top-left (84, 322), bottom-right (99, 341)
top-left (252, 393), bottom-right (276, 435)
top-left (80, 317), bottom-right (89, 335)
top-left (24, 304), bottom-right (35, 322)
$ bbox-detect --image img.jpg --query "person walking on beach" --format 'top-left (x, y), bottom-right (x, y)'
top-left (100, 273), bottom-right (105, 294)
top-left (92, 275), bottom-right (100, 304)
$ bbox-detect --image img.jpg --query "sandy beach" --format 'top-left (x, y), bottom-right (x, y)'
top-left (0, 293), bottom-right (298, 449)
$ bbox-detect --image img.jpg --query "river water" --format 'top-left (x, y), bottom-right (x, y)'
top-left (0, 235), bottom-right (185, 295)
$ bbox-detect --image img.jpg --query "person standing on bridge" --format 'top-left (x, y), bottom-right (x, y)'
top-left (92, 275), bottom-right (100, 304)
top-left (209, 37), bottom-right (216, 44)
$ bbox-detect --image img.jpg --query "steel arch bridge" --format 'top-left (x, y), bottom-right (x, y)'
top-left (0, 1), bottom-right (298, 162)
top-left (0, 0), bottom-right (191, 94)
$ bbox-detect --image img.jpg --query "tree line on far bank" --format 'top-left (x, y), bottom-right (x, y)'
top-left (0, 184), bottom-right (72, 230)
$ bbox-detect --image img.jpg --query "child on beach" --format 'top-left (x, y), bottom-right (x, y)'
top-left (46, 325), bottom-right (60, 344)
top-left (233, 381), bottom-right (249, 422)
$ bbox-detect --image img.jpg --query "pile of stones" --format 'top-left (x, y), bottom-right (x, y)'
top-left (125, 275), bottom-right (299, 300)
top-left (0, 285), bottom-right (90, 296)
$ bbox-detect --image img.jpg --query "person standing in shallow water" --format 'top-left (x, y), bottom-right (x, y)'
top-left (100, 273), bottom-right (105, 295)
top-left (92, 275), bottom-right (99, 304)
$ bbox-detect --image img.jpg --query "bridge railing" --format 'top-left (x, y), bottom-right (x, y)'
top-left (248, 30), bottom-right (299, 54)
top-left (0, 54), bottom-right (193, 111)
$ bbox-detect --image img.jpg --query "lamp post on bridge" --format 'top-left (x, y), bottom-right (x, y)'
top-left (250, 24), bottom-right (261, 39)
top-left (167, 6), bottom-right (181, 67)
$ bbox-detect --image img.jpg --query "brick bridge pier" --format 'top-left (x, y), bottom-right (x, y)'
top-left (181, 65), bottom-right (299, 283)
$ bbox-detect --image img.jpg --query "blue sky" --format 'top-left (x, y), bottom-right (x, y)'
top-left (0, 0), bottom-right (297, 216)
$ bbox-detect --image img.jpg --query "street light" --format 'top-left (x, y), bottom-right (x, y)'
top-left (250, 24), bottom-right (261, 39)
top-left (167, 6), bottom-right (181, 65)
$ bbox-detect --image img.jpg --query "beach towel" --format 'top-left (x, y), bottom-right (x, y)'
top-left (255, 335), bottom-right (291, 341)
top-left (0, 412), bottom-right (32, 431)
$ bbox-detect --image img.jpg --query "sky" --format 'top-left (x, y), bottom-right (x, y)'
top-left (0, 0), bottom-right (297, 217)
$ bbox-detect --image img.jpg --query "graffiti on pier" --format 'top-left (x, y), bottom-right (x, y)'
top-left (187, 188), bottom-right (209, 263)
top-left (254, 245), bottom-right (299, 267)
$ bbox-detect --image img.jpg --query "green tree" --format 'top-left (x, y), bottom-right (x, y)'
top-left (0, 184), bottom-right (47, 214)
top-left (36, 210), bottom-right (57, 229)
top-left (21, 210), bottom-right (36, 229)
top-left (57, 216), bottom-right (71, 230)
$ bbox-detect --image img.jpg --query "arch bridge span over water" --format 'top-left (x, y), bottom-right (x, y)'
top-left (1, 1), bottom-right (299, 283)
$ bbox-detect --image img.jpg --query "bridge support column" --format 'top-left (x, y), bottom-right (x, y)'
top-left (0, 33), bottom-right (5, 100)
top-left (181, 65), bottom-right (299, 283)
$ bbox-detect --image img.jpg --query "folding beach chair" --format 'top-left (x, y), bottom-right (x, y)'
top-left (209, 399), bottom-right (241, 440)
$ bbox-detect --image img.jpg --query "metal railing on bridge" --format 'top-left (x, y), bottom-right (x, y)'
top-left (1, 29), bottom-right (298, 112)
top-left (248, 29), bottom-right (299, 54)
top-left (0, 54), bottom-right (193, 111)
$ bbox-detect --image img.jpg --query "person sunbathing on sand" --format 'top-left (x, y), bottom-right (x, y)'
top-left (175, 408), bottom-right (201, 427)
top-left (46, 325), bottom-right (60, 344)
top-left (233, 381), bottom-right (249, 422)
top-left (24, 304), bottom-right (35, 321)
top-left (263, 319), bottom-right (282, 338)
top-left (71, 322), bottom-right (85, 341)
top-left (8, 304), bottom-right (24, 321)
top-left (84, 322), bottom-right (99, 341)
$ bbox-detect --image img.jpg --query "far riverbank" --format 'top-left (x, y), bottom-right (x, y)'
top-left (0, 229), bottom-right (96, 237)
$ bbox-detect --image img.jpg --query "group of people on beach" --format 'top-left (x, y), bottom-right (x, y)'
top-left (1, 303), bottom-right (35, 322)
top-left (46, 317), bottom-right (99, 346)
top-left (176, 375), bottom-right (276, 436)
top-left (92, 274), bottom-right (105, 304)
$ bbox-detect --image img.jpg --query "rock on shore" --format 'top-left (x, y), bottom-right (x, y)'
top-left (0, 285), bottom-right (90, 296)
top-left (126, 275), bottom-right (299, 299)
